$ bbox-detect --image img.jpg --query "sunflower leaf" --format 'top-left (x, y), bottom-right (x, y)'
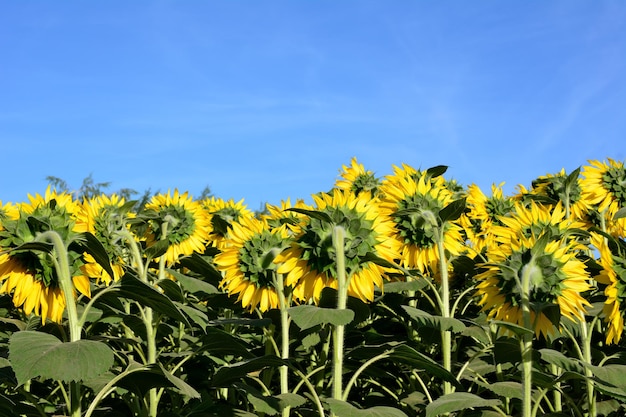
top-left (285, 208), bottom-right (333, 224)
top-left (112, 272), bottom-right (191, 326)
top-left (9, 331), bottom-right (114, 385)
top-left (401, 305), bottom-right (466, 333)
top-left (614, 207), bottom-right (626, 220)
top-left (326, 399), bottom-right (409, 417)
top-left (438, 198), bottom-right (466, 223)
top-left (426, 165), bottom-right (448, 178)
top-left (211, 356), bottom-right (288, 387)
top-left (70, 232), bottom-right (115, 280)
top-left (425, 392), bottom-right (501, 417)
top-left (288, 305), bottom-right (354, 330)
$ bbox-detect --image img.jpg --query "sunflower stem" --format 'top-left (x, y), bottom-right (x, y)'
top-left (332, 226), bottom-right (348, 411)
top-left (274, 272), bottom-right (291, 417)
top-left (581, 317), bottom-right (597, 417)
top-left (37, 231), bottom-right (82, 417)
top-left (520, 258), bottom-right (534, 417)
top-left (436, 229), bottom-right (453, 396)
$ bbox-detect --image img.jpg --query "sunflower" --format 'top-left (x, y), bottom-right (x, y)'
top-left (475, 206), bottom-right (591, 338)
top-left (459, 183), bottom-right (515, 254)
top-left (335, 157), bottom-right (381, 197)
top-left (261, 198), bottom-right (311, 235)
top-left (214, 216), bottom-right (290, 312)
top-left (378, 168), bottom-right (465, 275)
top-left (274, 189), bottom-right (396, 304)
top-left (203, 197), bottom-right (253, 249)
top-left (143, 190), bottom-right (212, 265)
top-left (524, 168), bottom-right (592, 222)
top-left (591, 233), bottom-right (626, 344)
top-left (74, 194), bottom-right (131, 284)
top-left (580, 158), bottom-right (626, 213)
top-left (0, 188), bottom-right (91, 323)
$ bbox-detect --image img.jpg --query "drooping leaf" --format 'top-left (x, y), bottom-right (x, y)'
top-left (402, 306), bottom-right (466, 333)
top-left (286, 207), bottom-right (333, 224)
top-left (166, 268), bottom-right (219, 295)
top-left (588, 364), bottom-right (626, 400)
top-left (475, 380), bottom-right (523, 399)
top-left (389, 344), bottom-right (461, 389)
top-left (9, 331), bottom-right (114, 385)
top-left (539, 348), bottom-right (585, 374)
top-left (425, 392), bottom-right (501, 417)
top-left (71, 232), bottom-right (115, 279)
top-left (438, 198), bottom-right (466, 223)
top-left (426, 165), bottom-right (448, 178)
top-left (211, 356), bottom-right (288, 387)
top-left (288, 305), bottom-right (354, 330)
top-left (326, 398), bottom-right (409, 417)
top-left (113, 272), bottom-right (190, 326)
top-left (614, 207), bottom-right (626, 221)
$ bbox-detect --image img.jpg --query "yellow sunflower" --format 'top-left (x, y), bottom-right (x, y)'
top-left (335, 157), bottom-right (381, 197)
top-left (75, 194), bottom-right (130, 284)
top-left (525, 168), bottom-right (591, 222)
top-left (143, 190), bottom-right (212, 265)
top-left (203, 197), bottom-right (253, 249)
top-left (274, 189), bottom-right (397, 304)
top-left (458, 183), bottom-right (514, 254)
top-left (591, 233), bottom-right (626, 344)
top-left (378, 168), bottom-right (465, 275)
top-left (580, 158), bottom-right (626, 212)
top-left (261, 198), bottom-right (311, 235)
top-left (475, 207), bottom-right (591, 338)
top-left (0, 188), bottom-right (90, 323)
top-left (214, 216), bottom-right (290, 312)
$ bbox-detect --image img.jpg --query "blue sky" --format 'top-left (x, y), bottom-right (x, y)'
top-left (1, 1), bottom-right (625, 211)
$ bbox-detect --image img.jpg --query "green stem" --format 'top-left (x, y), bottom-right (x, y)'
top-left (332, 226), bottom-right (348, 406)
top-left (520, 260), bottom-right (534, 417)
top-left (436, 229), bottom-right (453, 395)
top-left (37, 231), bottom-right (82, 417)
top-left (275, 272), bottom-right (291, 417)
top-left (581, 317), bottom-right (597, 417)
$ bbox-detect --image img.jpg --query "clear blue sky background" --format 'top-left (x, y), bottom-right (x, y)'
top-left (1, 1), bottom-right (625, 211)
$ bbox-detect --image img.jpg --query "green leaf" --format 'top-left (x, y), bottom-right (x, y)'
top-left (491, 320), bottom-right (534, 336)
top-left (426, 165), bottom-right (448, 178)
top-left (72, 232), bottom-right (115, 279)
top-left (286, 207), bottom-right (333, 224)
top-left (157, 362), bottom-right (201, 398)
top-left (166, 268), bottom-right (219, 295)
top-left (389, 344), bottom-right (461, 389)
top-left (402, 305), bottom-right (466, 333)
top-left (177, 253), bottom-right (223, 286)
top-left (144, 239), bottom-right (170, 260)
top-left (587, 364), bottom-right (626, 400)
top-left (476, 380), bottom-right (523, 399)
top-left (9, 331), bottom-right (114, 385)
top-left (326, 398), bottom-right (408, 417)
top-left (175, 302), bottom-right (209, 329)
top-left (288, 305), bottom-right (354, 330)
top-left (438, 198), bottom-right (466, 223)
top-left (539, 348), bottom-right (585, 374)
top-left (425, 392), bottom-right (501, 417)
top-left (211, 356), bottom-right (287, 387)
top-left (113, 272), bottom-right (190, 327)
top-left (383, 279), bottom-right (428, 293)
top-left (201, 328), bottom-right (254, 358)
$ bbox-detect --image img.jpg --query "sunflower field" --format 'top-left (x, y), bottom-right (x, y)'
top-left (2, 158), bottom-right (626, 417)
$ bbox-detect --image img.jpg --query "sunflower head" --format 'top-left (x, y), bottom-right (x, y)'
top-left (590, 232), bottom-right (626, 344)
top-left (0, 188), bottom-right (92, 323)
top-left (335, 157), bottom-right (381, 197)
top-left (214, 216), bottom-right (291, 312)
top-left (379, 167), bottom-right (465, 274)
top-left (203, 197), bottom-right (253, 248)
top-left (459, 183), bottom-right (515, 253)
top-left (261, 198), bottom-right (311, 235)
top-left (141, 190), bottom-right (212, 265)
top-left (274, 189), bottom-right (396, 303)
top-left (476, 227), bottom-right (591, 338)
top-left (581, 159), bottom-right (626, 212)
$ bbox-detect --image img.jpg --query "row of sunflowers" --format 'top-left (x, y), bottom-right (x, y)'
top-left (0, 158), bottom-right (625, 417)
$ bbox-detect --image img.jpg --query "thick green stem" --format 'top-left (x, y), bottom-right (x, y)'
top-left (275, 272), bottom-right (291, 417)
top-left (581, 318), bottom-right (597, 417)
top-left (37, 231), bottom-right (82, 417)
top-left (332, 226), bottom-right (348, 407)
top-left (436, 231), bottom-right (453, 395)
top-left (520, 260), bottom-right (534, 417)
